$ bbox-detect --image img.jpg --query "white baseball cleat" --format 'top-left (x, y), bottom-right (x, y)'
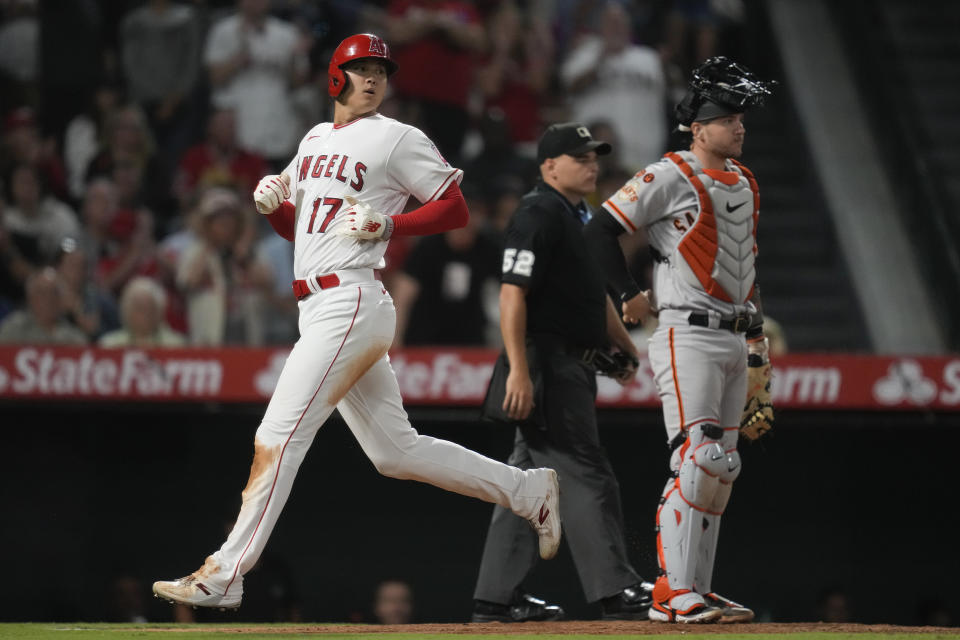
top-left (649, 591), bottom-right (722, 623)
top-left (528, 468), bottom-right (561, 560)
top-left (704, 592), bottom-right (755, 623)
top-left (153, 574), bottom-right (241, 610)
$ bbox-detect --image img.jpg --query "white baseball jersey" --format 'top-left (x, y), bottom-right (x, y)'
top-left (282, 114), bottom-right (462, 278)
top-left (175, 113), bottom-right (552, 604)
top-left (601, 150), bottom-right (759, 318)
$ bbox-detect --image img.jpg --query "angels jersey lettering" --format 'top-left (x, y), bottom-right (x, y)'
top-left (282, 114), bottom-right (463, 279)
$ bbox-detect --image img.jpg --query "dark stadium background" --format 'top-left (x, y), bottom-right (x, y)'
top-left (2, 0), bottom-right (959, 628)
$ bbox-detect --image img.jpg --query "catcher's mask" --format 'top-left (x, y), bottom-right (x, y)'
top-left (328, 33), bottom-right (399, 98)
top-left (675, 56), bottom-right (776, 131)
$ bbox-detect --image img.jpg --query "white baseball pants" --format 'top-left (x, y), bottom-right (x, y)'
top-left (194, 274), bottom-right (548, 598)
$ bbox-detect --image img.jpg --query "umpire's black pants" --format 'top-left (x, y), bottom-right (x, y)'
top-left (472, 349), bottom-right (641, 604)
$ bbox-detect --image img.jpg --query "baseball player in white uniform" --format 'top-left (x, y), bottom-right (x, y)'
top-left (583, 57), bottom-right (776, 623)
top-left (152, 33), bottom-right (561, 611)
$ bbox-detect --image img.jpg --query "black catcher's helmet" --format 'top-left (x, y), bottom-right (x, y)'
top-left (675, 56), bottom-right (776, 130)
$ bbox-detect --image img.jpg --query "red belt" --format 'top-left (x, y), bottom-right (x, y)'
top-left (292, 274), bottom-right (340, 301)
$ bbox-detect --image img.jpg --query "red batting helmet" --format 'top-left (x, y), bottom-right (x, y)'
top-left (328, 33), bottom-right (399, 98)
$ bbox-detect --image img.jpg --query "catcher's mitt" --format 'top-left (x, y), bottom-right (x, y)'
top-left (740, 338), bottom-right (774, 440)
top-left (587, 348), bottom-right (639, 383)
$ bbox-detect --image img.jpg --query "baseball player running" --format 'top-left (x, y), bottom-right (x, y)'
top-left (583, 57), bottom-right (776, 623)
top-left (152, 33), bottom-right (561, 611)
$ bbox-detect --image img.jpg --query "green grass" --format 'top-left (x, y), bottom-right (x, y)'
top-left (1, 624), bottom-right (958, 640)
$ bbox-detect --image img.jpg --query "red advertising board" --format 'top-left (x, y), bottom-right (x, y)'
top-left (1, 346), bottom-right (959, 411)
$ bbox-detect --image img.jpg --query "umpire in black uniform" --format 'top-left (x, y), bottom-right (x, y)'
top-left (471, 123), bottom-right (652, 622)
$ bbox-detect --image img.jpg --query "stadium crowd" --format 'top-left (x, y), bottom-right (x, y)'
top-left (0, 0), bottom-right (744, 348)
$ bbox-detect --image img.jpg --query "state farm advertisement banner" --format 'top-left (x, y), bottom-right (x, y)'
top-left (1, 346), bottom-right (959, 411)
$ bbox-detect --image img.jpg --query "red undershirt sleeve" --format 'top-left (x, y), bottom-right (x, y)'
top-left (266, 200), bottom-right (296, 241)
top-left (390, 181), bottom-right (468, 236)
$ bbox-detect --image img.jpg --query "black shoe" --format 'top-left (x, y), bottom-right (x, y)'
top-left (600, 582), bottom-right (653, 620)
top-left (472, 593), bottom-right (565, 623)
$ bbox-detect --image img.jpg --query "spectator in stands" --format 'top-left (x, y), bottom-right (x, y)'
top-left (55, 237), bottom-right (119, 342)
top-left (386, 0), bottom-right (485, 164)
top-left (105, 574), bottom-right (149, 623)
top-left (0, 0), bottom-right (38, 116)
top-left (175, 186), bottom-right (272, 346)
top-left (476, 2), bottom-right (553, 152)
top-left (0, 192), bottom-right (31, 316)
top-left (814, 585), bottom-right (852, 623)
top-left (63, 81), bottom-right (123, 202)
top-left (90, 163), bottom-right (160, 297)
top-left (85, 105), bottom-right (156, 186)
top-left (120, 0), bottom-right (202, 181)
top-left (204, 0), bottom-right (310, 170)
top-left (85, 104), bottom-right (173, 222)
top-left (1, 162), bottom-right (80, 266)
top-left (390, 185), bottom-right (501, 347)
top-left (660, 0), bottom-right (746, 104)
top-left (1, 106), bottom-right (69, 201)
top-left (763, 316), bottom-right (788, 356)
top-left (560, 2), bottom-right (668, 171)
top-left (255, 219), bottom-right (298, 345)
top-left (372, 579), bottom-right (414, 625)
top-left (0, 267), bottom-right (87, 344)
top-left (99, 275), bottom-right (186, 348)
top-left (462, 109), bottom-right (538, 208)
top-left (173, 107), bottom-right (270, 211)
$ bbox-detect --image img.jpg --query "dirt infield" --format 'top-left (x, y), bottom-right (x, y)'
top-left (152, 621), bottom-right (958, 635)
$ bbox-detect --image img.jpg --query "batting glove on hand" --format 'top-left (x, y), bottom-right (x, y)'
top-left (336, 195), bottom-right (394, 240)
top-left (253, 173), bottom-right (291, 215)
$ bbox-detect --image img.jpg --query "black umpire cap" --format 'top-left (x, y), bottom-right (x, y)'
top-left (537, 123), bottom-right (612, 164)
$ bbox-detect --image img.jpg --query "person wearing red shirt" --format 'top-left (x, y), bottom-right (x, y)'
top-left (386, 0), bottom-right (485, 164)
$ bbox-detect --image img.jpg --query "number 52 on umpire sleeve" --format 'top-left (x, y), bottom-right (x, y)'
top-left (502, 248), bottom-right (535, 276)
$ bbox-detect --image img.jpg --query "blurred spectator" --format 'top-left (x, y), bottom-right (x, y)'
top-left (87, 167), bottom-right (160, 297)
top-left (486, 174), bottom-right (526, 235)
top-left (814, 586), bottom-right (852, 623)
top-left (55, 237), bottom-right (119, 342)
top-left (106, 574), bottom-right (149, 623)
top-left (475, 2), bottom-right (553, 150)
top-left (85, 104), bottom-right (173, 223)
top-left (390, 189), bottom-right (501, 347)
top-left (560, 1), bottom-right (667, 171)
top-left (204, 0), bottom-right (310, 169)
top-left (63, 81), bottom-right (122, 201)
top-left (86, 105), bottom-right (156, 183)
top-left (764, 315), bottom-right (788, 357)
top-left (372, 579), bottom-right (414, 625)
top-left (0, 267), bottom-right (87, 344)
top-left (255, 219), bottom-right (298, 345)
top-left (0, 0), bottom-right (39, 114)
top-left (173, 107), bottom-right (269, 210)
top-left (461, 109), bottom-right (537, 206)
top-left (1, 106), bottom-right (69, 200)
top-left (386, 0), bottom-right (485, 164)
top-left (662, 0), bottom-right (743, 80)
top-left (0, 193), bottom-right (31, 315)
top-left (1, 162), bottom-right (80, 266)
top-left (99, 276), bottom-right (186, 347)
top-left (120, 0), bottom-right (203, 181)
top-left (175, 187), bottom-right (272, 345)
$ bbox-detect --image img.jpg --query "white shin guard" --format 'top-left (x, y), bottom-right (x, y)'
top-left (656, 425), bottom-right (740, 594)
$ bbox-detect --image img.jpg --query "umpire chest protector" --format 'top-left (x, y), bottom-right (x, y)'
top-left (665, 150), bottom-right (759, 304)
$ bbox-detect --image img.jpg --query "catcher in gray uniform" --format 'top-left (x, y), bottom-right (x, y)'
top-left (584, 57), bottom-right (776, 624)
